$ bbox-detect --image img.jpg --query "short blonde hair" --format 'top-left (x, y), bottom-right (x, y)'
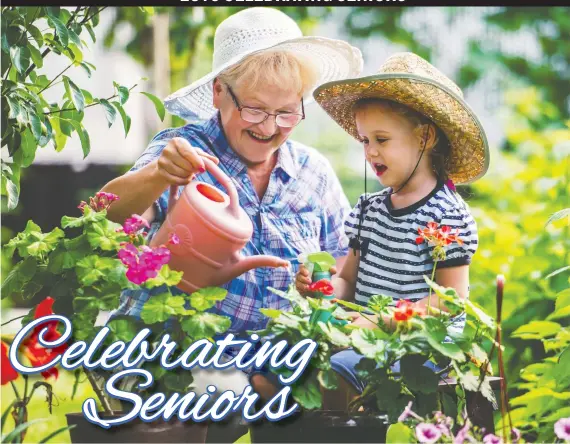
top-left (217, 50), bottom-right (319, 97)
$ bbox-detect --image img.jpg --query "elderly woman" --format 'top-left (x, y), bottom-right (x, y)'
top-left (101, 8), bottom-right (362, 398)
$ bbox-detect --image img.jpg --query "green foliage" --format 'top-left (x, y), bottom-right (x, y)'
top-left (0, 7), bottom-right (162, 210)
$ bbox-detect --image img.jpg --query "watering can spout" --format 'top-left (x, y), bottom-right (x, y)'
top-left (230, 254), bottom-right (290, 278)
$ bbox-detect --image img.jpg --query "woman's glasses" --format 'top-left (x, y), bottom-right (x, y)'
top-left (226, 84), bottom-right (305, 128)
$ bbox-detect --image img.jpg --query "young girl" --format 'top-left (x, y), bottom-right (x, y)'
top-left (297, 52), bottom-right (489, 397)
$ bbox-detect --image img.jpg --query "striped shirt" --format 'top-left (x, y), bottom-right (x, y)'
top-left (345, 181), bottom-right (478, 307)
top-left (113, 113), bottom-right (351, 332)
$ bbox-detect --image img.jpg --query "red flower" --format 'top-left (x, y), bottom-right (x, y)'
top-left (393, 299), bottom-right (417, 322)
top-left (21, 297), bottom-right (68, 380)
top-left (308, 279), bottom-right (335, 296)
top-left (415, 222), bottom-right (463, 248)
top-left (1, 341), bottom-right (19, 385)
top-left (437, 225), bottom-right (464, 246)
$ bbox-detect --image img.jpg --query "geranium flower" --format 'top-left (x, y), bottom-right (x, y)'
top-left (118, 243), bottom-right (171, 285)
top-left (511, 427), bottom-right (521, 443)
top-left (393, 299), bottom-right (419, 321)
top-left (482, 434), bottom-right (502, 444)
top-left (1, 341), bottom-right (19, 385)
top-left (169, 233), bottom-right (180, 245)
top-left (308, 279), bottom-right (334, 296)
top-left (554, 417), bottom-right (570, 441)
top-left (416, 423), bottom-right (442, 444)
top-left (21, 297), bottom-right (68, 380)
top-left (437, 226), bottom-right (464, 246)
top-left (78, 192), bottom-right (119, 213)
top-left (123, 214), bottom-right (150, 235)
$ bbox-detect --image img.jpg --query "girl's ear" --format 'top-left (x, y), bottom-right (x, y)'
top-left (415, 124), bottom-right (438, 151)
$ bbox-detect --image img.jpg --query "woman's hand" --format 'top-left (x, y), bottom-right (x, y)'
top-left (295, 264), bottom-right (337, 295)
top-left (155, 137), bottom-right (220, 186)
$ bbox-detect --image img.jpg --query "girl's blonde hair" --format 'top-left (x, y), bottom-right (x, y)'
top-left (353, 98), bottom-right (451, 181)
top-left (217, 50), bottom-right (319, 97)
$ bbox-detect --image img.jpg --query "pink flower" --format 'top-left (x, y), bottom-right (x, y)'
top-left (555, 417), bottom-right (570, 441)
top-left (118, 243), bottom-right (139, 267)
top-left (126, 265), bottom-right (158, 285)
top-left (482, 434), bottom-right (502, 444)
top-left (453, 420), bottom-right (472, 444)
top-left (416, 423), bottom-right (442, 444)
top-left (511, 427), bottom-right (521, 443)
top-left (169, 233), bottom-right (180, 245)
top-left (123, 215), bottom-right (150, 235)
top-left (397, 401), bottom-right (422, 422)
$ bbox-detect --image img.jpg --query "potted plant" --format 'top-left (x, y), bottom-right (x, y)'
top-left (2, 192), bottom-right (232, 443)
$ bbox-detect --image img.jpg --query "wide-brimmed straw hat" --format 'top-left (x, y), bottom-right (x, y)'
top-left (164, 8), bottom-right (363, 121)
top-left (313, 52), bottom-right (489, 185)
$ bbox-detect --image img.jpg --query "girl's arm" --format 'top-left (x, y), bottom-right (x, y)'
top-left (415, 265), bottom-right (470, 314)
top-left (331, 249), bottom-right (359, 301)
top-left (353, 265), bottom-right (470, 330)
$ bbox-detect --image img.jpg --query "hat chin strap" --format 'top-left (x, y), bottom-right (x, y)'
top-left (350, 127), bottom-right (430, 255)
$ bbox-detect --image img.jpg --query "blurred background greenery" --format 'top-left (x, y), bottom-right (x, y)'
top-left (1, 6), bottom-right (569, 443)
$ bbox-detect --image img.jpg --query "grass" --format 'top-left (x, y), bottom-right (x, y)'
top-left (2, 371), bottom-right (96, 443)
top-left (2, 370), bottom-right (252, 443)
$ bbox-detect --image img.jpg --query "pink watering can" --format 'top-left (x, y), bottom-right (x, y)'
top-left (149, 157), bottom-right (289, 293)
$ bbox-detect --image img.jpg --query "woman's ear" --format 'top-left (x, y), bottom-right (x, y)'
top-left (415, 124), bottom-right (438, 151)
top-left (212, 78), bottom-right (224, 110)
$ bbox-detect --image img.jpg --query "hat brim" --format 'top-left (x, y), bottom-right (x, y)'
top-left (313, 73), bottom-right (490, 185)
top-left (164, 36), bottom-right (363, 122)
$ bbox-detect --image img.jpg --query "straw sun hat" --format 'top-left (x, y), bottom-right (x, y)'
top-left (313, 52), bottom-right (489, 185)
top-left (164, 8), bottom-right (363, 121)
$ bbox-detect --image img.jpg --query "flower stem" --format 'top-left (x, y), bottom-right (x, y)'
top-left (10, 381), bottom-right (21, 400)
top-left (85, 370), bottom-right (114, 416)
top-left (428, 260), bottom-right (438, 314)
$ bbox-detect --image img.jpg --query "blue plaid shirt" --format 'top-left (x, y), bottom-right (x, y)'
top-left (113, 113), bottom-right (350, 333)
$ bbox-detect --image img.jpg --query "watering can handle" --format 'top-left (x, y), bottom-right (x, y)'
top-left (168, 157), bottom-right (240, 216)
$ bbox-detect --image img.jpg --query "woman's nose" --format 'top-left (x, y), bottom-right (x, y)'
top-left (256, 116), bottom-right (277, 135)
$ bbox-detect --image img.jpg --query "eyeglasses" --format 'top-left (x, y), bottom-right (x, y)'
top-left (225, 84), bottom-right (305, 128)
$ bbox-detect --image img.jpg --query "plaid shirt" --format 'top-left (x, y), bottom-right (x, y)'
top-left (113, 113), bottom-right (350, 333)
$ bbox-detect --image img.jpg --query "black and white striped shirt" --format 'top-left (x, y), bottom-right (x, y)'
top-left (345, 181), bottom-right (478, 307)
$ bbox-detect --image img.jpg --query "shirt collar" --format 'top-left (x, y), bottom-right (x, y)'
top-left (202, 112), bottom-right (298, 179)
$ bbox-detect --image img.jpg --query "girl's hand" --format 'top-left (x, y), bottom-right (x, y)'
top-left (295, 264), bottom-right (337, 296)
top-left (348, 312), bottom-right (379, 329)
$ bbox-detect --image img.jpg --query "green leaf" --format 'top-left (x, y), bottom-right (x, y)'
top-left (63, 76), bottom-right (85, 112)
top-left (28, 44), bottom-right (43, 69)
top-left (38, 425), bottom-right (76, 443)
top-left (76, 256), bottom-right (105, 286)
top-left (78, 62), bottom-right (92, 78)
top-left (189, 287), bottom-right (228, 311)
top-left (512, 321), bottom-right (562, 340)
top-left (292, 380), bottom-right (322, 409)
top-left (110, 101), bottom-right (131, 137)
top-left (27, 24), bottom-right (44, 47)
top-left (10, 46), bottom-right (31, 74)
top-left (98, 98), bottom-right (117, 127)
top-left (510, 387), bottom-right (570, 406)
top-left (84, 23), bottom-right (96, 43)
top-left (107, 316), bottom-right (143, 342)
top-left (114, 82), bottom-right (130, 105)
top-left (317, 368), bottom-right (338, 390)
top-left (546, 208), bottom-right (570, 226)
top-left (61, 206), bottom-right (106, 228)
top-left (29, 112), bottom-right (42, 141)
top-left (465, 300), bottom-right (495, 330)
top-left (6, 96), bottom-right (21, 120)
top-left (140, 293), bottom-right (186, 324)
top-left (18, 129), bottom-right (37, 168)
top-left (1, 400), bottom-right (15, 432)
top-left (144, 265), bottom-right (183, 288)
top-left (400, 356), bottom-right (439, 393)
top-left (26, 227), bottom-right (65, 258)
top-left (65, 43), bottom-right (83, 64)
top-left (317, 322), bottom-right (351, 348)
top-left (260, 308), bottom-right (282, 319)
top-left (180, 312), bottom-right (231, 339)
top-left (3, 419), bottom-right (46, 443)
top-left (85, 219), bottom-right (124, 251)
top-left (67, 119), bottom-right (90, 158)
top-left (47, 15), bottom-right (69, 47)
top-left (140, 92), bottom-right (165, 121)
top-left (386, 422), bottom-right (414, 444)
top-left (350, 328), bottom-right (387, 362)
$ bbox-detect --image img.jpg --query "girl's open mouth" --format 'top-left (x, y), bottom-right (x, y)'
top-left (373, 163), bottom-right (388, 176)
